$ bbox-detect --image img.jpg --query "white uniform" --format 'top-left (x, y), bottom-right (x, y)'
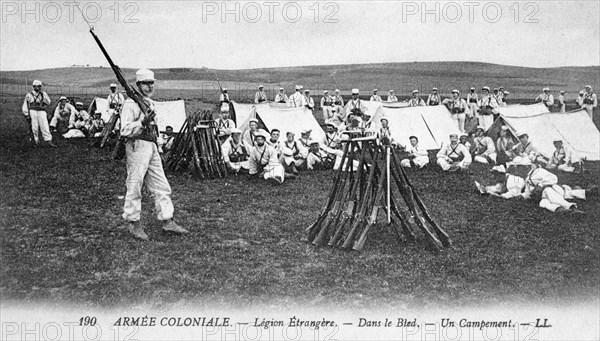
top-left (70, 109), bottom-right (90, 130)
top-left (120, 98), bottom-right (174, 223)
top-left (242, 128), bottom-right (269, 148)
top-left (281, 140), bottom-right (308, 167)
top-left (22, 90), bottom-right (52, 143)
top-left (511, 141), bottom-right (540, 165)
top-left (557, 94), bottom-right (566, 113)
top-left (215, 117), bottom-right (236, 137)
top-left (254, 91), bottom-right (267, 104)
top-left (442, 98), bottom-right (469, 133)
top-left (473, 136), bottom-right (497, 164)
top-left (321, 95), bottom-right (334, 120)
top-left (535, 93), bottom-right (554, 109)
top-left (302, 95), bottom-right (315, 110)
top-left (221, 137), bottom-right (250, 173)
top-left (387, 95), bottom-right (398, 102)
top-left (288, 91), bottom-right (303, 108)
top-left (219, 93), bottom-right (230, 104)
top-left (581, 91), bottom-right (597, 119)
top-left (408, 97), bottom-right (426, 107)
top-left (401, 144), bottom-right (429, 168)
top-left (546, 145), bottom-right (579, 173)
top-left (370, 94), bottom-right (382, 102)
top-left (248, 144), bottom-right (285, 183)
top-left (427, 94), bottom-right (441, 106)
top-left (345, 99), bottom-right (368, 116)
top-left (523, 168), bottom-right (585, 212)
top-left (275, 93), bottom-right (288, 103)
top-left (307, 148), bottom-right (329, 170)
top-left (50, 103), bottom-right (78, 132)
top-left (436, 142), bottom-right (472, 171)
top-left (477, 94), bottom-right (499, 130)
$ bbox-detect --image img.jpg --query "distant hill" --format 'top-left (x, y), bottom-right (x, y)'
top-left (1, 62), bottom-right (598, 97)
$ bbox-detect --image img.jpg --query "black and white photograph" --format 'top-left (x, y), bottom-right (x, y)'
top-left (1, 1), bottom-right (599, 340)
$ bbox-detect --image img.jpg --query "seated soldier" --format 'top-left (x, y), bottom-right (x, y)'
top-left (544, 137), bottom-right (583, 173)
top-left (297, 128), bottom-right (312, 150)
top-left (50, 96), bottom-right (77, 134)
top-left (267, 129), bottom-right (283, 157)
top-left (221, 128), bottom-right (250, 174)
top-left (378, 117), bottom-right (397, 146)
top-left (472, 126), bottom-right (497, 165)
top-left (158, 126), bottom-right (175, 155)
top-left (459, 133), bottom-right (473, 153)
top-left (87, 111), bottom-right (105, 139)
top-left (242, 118), bottom-right (268, 147)
top-left (436, 133), bottom-right (472, 172)
top-left (475, 165), bottom-right (528, 199)
top-left (495, 126), bottom-right (515, 166)
top-left (306, 140), bottom-right (330, 170)
top-left (248, 131), bottom-right (285, 184)
top-left (511, 132), bottom-right (544, 165)
top-left (401, 136), bottom-right (429, 169)
top-left (70, 102), bottom-right (90, 133)
top-left (281, 131), bottom-right (308, 175)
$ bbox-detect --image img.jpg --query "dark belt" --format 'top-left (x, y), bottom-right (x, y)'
top-left (109, 103), bottom-right (117, 109)
top-left (583, 99), bottom-right (594, 105)
top-left (29, 105), bottom-right (46, 111)
top-left (430, 101), bottom-right (439, 105)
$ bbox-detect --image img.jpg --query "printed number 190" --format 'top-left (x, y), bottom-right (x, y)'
top-left (79, 316), bottom-right (97, 326)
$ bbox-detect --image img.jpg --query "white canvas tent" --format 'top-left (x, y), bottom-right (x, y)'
top-left (370, 104), bottom-right (461, 150)
top-left (231, 101), bottom-right (325, 143)
top-left (488, 105), bottom-right (600, 160)
top-left (494, 102), bottom-right (548, 117)
top-left (87, 97), bottom-right (187, 132)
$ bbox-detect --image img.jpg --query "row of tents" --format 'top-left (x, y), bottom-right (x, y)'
top-left (87, 96), bottom-right (600, 161)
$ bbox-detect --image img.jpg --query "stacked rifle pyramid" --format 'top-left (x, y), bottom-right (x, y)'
top-left (166, 110), bottom-right (228, 179)
top-left (306, 135), bottom-right (452, 252)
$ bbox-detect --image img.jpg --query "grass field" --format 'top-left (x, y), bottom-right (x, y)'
top-left (1, 82), bottom-right (599, 311)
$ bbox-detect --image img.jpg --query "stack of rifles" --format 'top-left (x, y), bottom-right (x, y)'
top-left (306, 135), bottom-right (452, 252)
top-left (165, 110), bottom-right (228, 179)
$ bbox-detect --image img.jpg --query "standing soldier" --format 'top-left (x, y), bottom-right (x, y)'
top-left (408, 90), bottom-right (426, 107)
top-left (345, 88), bottom-right (368, 117)
top-left (442, 89), bottom-right (468, 133)
top-left (119, 69), bottom-right (188, 240)
top-left (274, 87), bottom-right (288, 104)
top-left (477, 86), bottom-right (498, 130)
top-left (427, 87), bottom-right (441, 106)
top-left (497, 86), bottom-right (505, 105)
top-left (254, 85), bottom-right (267, 104)
top-left (581, 85), bottom-right (597, 119)
top-left (289, 85), bottom-right (303, 108)
top-left (466, 87), bottom-right (479, 109)
top-left (22, 80), bottom-right (56, 147)
top-left (535, 87), bottom-right (554, 109)
top-left (332, 89), bottom-right (344, 113)
top-left (557, 91), bottom-right (566, 113)
top-left (219, 87), bottom-right (230, 112)
top-left (387, 90), bottom-right (398, 102)
top-left (370, 89), bottom-right (382, 102)
top-left (320, 90), bottom-right (334, 120)
top-left (107, 83), bottom-right (125, 115)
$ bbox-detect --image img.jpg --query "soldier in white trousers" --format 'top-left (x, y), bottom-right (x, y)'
top-left (21, 80), bottom-right (56, 147)
top-left (581, 85), bottom-right (597, 119)
top-left (401, 136), bottom-right (429, 169)
top-left (248, 131), bottom-right (285, 184)
top-left (437, 134), bottom-right (472, 171)
top-left (120, 69), bottom-right (188, 240)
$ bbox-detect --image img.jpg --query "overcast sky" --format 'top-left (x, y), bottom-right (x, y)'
top-left (1, 1), bottom-right (599, 71)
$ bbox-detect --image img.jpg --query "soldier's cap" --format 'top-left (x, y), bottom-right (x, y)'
top-left (323, 90), bottom-right (329, 94)
top-left (449, 133), bottom-right (458, 138)
top-left (75, 102), bottom-right (83, 106)
top-left (222, 87), bottom-right (228, 91)
top-left (255, 131), bottom-right (270, 139)
top-left (560, 90), bottom-right (565, 94)
top-left (389, 90), bottom-right (394, 93)
top-left (249, 118), bottom-right (259, 124)
top-left (452, 89), bottom-right (460, 94)
top-left (517, 132), bottom-right (528, 138)
top-left (380, 116), bottom-right (389, 122)
top-left (579, 90), bottom-right (585, 95)
top-left (504, 91), bottom-right (510, 95)
top-left (412, 89), bottom-right (419, 94)
top-left (295, 85), bottom-right (301, 90)
top-left (110, 83), bottom-right (117, 88)
top-left (585, 85), bottom-right (592, 89)
top-left (324, 119), bottom-right (337, 127)
top-left (33, 80), bottom-right (42, 86)
top-left (59, 96), bottom-right (67, 101)
top-left (432, 87), bottom-right (438, 91)
top-left (482, 86), bottom-right (490, 91)
top-left (460, 134), bottom-right (469, 139)
top-left (493, 88), bottom-right (498, 91)
top-left (499, 86), bottom-right (504, 89)
top-left (335, 89), bottom-right (340, 92)
top-left (301, 128), bottom-right (312, 134)
top-left (135, 69), bottom-right (155, 82)
top-left (373, 89), bottom-right (378, 92)
top-left (552, 137), bottom-right (562, 142)
top-left (279, 87), bottom-right (284, 91)
top-left (543, 87), bottom-right (550, 91)
top-left (501, 125), bottom-right (509, 131)
top-left (230, 128), bottom-right (242, 134)
top-left (475, 126), bottom-right (485, 132)
top-left (304, 89), bottom-right (310, 93)
top-left (258, 85), bottom-right (264, 89)
top-left (220, 105), bottom-right (230, 112)
top-left (470, 87), bottom-right (475, 90)
top-left (409, 135), bottom-right (418, 140)
top-left (352, 88), bottom-right (359, 94)
top-left (309, 139), bottom-right (319, 146)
